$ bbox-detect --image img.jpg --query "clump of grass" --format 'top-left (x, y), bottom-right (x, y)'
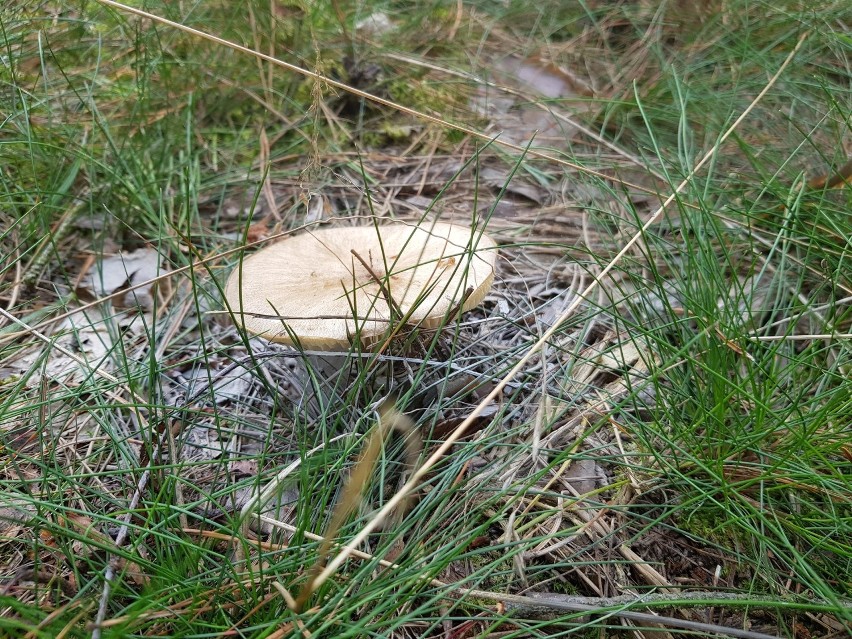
top-left (1, 1), bottom-right (850, 637)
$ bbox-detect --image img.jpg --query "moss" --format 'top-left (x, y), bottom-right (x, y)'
top-left (445, 128), bottom-right (467, 144)
top-left (675, 507), bottom-right (746, 552)
top-left (465, 548), bottom-right (517, 593)
top-left (387, 77), bottom-right (462, 115)
top-left (546, 578), bottom-right (581, 596)
top-left (382, 76), bottom-right (477, 146)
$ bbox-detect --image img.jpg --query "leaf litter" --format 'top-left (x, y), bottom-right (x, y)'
top-left (2, 150), bottom-right (841, 637)
top-left (1, 10), bottom-right (849, 639)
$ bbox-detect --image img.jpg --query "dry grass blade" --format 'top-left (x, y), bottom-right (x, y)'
top-left (293, 403), bottom-right (419, 611)
top-left (749, 333), bottom-right (852, 341)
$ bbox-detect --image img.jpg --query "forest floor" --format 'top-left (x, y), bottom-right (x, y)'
top-left (1, 1), bottom-right (850, 637)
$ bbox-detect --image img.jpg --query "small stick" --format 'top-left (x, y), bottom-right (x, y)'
top-left (91, 465), bottom-right (153, 639)
top-left (350, 249), bottom-right (404, 322)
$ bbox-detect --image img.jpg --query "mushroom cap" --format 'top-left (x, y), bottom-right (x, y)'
top-left (225, 222), bottom-right (497, 349)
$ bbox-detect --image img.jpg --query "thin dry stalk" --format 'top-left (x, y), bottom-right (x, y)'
top-left (293, 404), bottom-right (420, 611)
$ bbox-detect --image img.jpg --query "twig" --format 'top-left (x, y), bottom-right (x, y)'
top-left (503, 590), bottom-right (852, 610)
top-left (496, 591), bottom-right (793, 639)
top-left (350, 248), bottom-right (405, 322)
top-left (206, 310), bottom-right (394, 323)
top-left (91, 466), bottom-right (153, 639)
top-left (748, 332), bottom-right (852, 341)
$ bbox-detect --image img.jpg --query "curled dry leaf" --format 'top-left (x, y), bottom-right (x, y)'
top-left (496, 55), bottom-right (593, 99)
top-left (78, 248), bottom-right (160, 310)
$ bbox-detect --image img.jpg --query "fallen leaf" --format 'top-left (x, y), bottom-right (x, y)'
top-left (246, 217), bottom-right (272, 243)
top-left (807, 157), bottom-right (852, 189)
top-left (561, 458), bottom-right (602, 495)
top-left (496, 55), bottom-right (593, 99)
top-left (79, 248), bottom-right (160, 310)
top-left (355, 12), bottom-right (394, 35)
top-left (479, 167), bottom-right (547, 204)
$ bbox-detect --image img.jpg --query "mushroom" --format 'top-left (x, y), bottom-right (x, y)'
top-left (224, 221), bottom-right (497, 350)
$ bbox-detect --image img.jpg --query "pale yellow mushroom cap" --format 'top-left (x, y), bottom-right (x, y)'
top-left (224, 222), bottom-right (497, 349)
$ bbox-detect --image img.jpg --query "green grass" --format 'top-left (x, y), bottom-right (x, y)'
top-left (1, 0), bottom-right (851, 637)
